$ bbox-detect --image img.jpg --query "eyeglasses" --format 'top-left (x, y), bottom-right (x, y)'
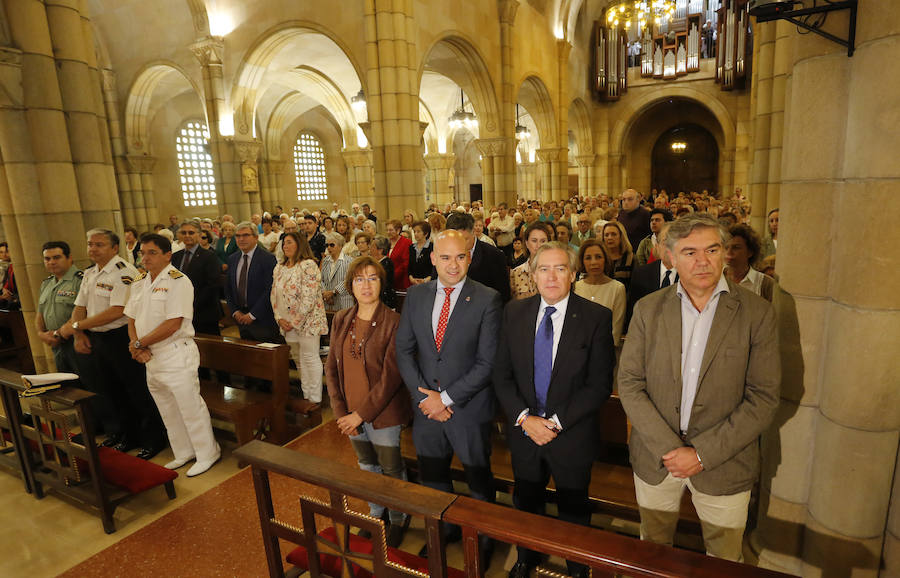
top-left (352, 275), bottom-right (379, 285)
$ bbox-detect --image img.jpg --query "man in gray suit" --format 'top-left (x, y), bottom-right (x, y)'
top-left (618, 213), bottom-right (780, 562)
top-left (396, 229), bottom-right (502, 563)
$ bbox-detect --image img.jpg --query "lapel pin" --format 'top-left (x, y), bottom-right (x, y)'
top-left (465, 296), bottom-right (471, 302)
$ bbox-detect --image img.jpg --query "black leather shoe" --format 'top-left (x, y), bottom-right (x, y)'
top-left (358, 529), bottom-right (373, 540)
top-left (114, 437), bottom-right (139, 453)
top-left (100, 433), bottom-right (123, 448)
top-left (136, 446), bottom-right (163, 460)
top-left (387, 515), bottom-right (411, 548)
top-left (508, 561), bottom-right (533, 578)
top-left (417, 543), bottom-right (429, 558)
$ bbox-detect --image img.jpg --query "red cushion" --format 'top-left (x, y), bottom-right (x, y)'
top-left (94, 447), bottom-right (177, 493)
top-left (286, 527), bottom-right (464, 578)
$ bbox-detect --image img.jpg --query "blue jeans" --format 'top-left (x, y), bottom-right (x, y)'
top-left (349, 423), bottom-right (407, 524)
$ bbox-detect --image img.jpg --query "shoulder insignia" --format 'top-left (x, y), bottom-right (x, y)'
top-left (75, 270), bottom-right (84, 278)
top-left (168, 269), bottom-right (184, 279)
top-left (115, 261), bottom-right (127, 270)
top-left (135, 271), bottom-right (147, 281)
top-left (121, 275), bottom-right (134, 285)
top-left (84, 264), bottom-right (96, 271)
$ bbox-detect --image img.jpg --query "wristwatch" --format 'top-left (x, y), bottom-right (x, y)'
top-left (71, 321), bottom-right (80, 331)
top-left (133, 340), bottom-right (143, 349)
top-left (52, 330), bottom-right (61, 339)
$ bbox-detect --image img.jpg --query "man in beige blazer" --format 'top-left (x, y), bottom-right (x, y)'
top-left (618, 213), bottom-right (780, 561)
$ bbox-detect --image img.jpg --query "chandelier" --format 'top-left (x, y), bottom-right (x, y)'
top-left (515, 104), bottom-right (530, 140)
top-left (606, 0), bottom-right (676, 29)
top-left (448, 88), bottom-right (478, 131)
top-left (671, 141), bottom-right (687, 153)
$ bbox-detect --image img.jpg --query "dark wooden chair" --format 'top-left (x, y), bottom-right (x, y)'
top-left (195, 336), bottom-right (321, 461)
top-left (0, 368), bottom-right (177, 534)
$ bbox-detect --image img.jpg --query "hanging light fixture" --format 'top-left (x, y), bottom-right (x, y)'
top-left (670, 141), bottom-right (687, 153)
top-left (515, 103), bottom-right (530, 140)
top-left (607, 0), bottom-right (676, 31)
top-left (350, 89), bottom-right (366, 111)
top-left (448, 88), bottom-right (478, 131)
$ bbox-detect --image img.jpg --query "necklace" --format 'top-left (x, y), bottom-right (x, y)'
top-left (349, 316), bottom-right (375, 359)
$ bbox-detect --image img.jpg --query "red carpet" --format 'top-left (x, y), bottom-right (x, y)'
top-left (61, 421), bottom-right (369, 577)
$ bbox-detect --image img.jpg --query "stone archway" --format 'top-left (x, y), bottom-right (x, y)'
top-left (651, 124), bottom-right (719, 194)
top-left (419, 35), bottom-right (502, 207)
top-left (614, 93), bottom-right (733, 197)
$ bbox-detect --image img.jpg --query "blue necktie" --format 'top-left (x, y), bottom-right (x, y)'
top-left (534, 306), bottom-right (556, 416)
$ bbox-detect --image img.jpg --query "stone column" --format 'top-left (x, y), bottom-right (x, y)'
top-left (554, 40), bottom-right (572, 202)
top-left (423, 153), bottom-right (455, 207)
top-left (191, 36), bottom-right (241, 218)
top-left (535, 149), bottom-right (556, 202)
top-left (476, 138), bottom-right (513, 209)
top-left (747, 19), bottom-right (792, 234)
top-left (516, 160), bottom-right (537, 201)
top-left (44, 0), bottom-right (121, 231)
top-left (342, 147), bottom-right (375, 207)
top-left (258, 159), bottom-right (273, 210)
top-left (101, 69), bottom-right (137, 228)
top-left (575, 154), bottom-right (596, 197)
top-left (126, 156), bottom-right (156, 231)
top-left (753, 3), bottom-right (900, 576)
top-left (363, 0), bottom-right (421, 221)
top-left (495, 0), bottom-right (520, 207)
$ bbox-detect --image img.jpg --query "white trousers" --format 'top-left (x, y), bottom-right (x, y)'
top-left (145, 340), bottom-right (219, 462)
top-left (289, 335), bottom-right (323, 403)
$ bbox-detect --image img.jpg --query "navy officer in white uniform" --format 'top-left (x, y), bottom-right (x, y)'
top-left (124, 233), bottom-right (220, 477)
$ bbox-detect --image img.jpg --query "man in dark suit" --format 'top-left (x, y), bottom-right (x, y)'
top-left (396, 229), bottom-right (502, 566)
top-left (225, 221), bottom-right (278, 343)
top-left (173, 220), bottom-right (222, 336)
top-left (438, 212), bottom-right (511, 301)
top-left (493, 241), bottom-right (615, 578)
top-left (627, 223), bottom-right (677, 324)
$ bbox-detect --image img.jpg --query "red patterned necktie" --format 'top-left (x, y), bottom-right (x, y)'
top-left (434, 287), bottom-right (454, 351)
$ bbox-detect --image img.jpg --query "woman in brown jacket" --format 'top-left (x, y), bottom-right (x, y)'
top-left (325, 256), bottom-right (412, 548)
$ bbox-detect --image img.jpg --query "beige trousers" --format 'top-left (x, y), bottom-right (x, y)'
top-left (633, 472), bottom-right (751, 562)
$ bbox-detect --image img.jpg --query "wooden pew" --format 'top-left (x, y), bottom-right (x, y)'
top-left (0, 368), bottom-right (177, 534)
top-left (194, 336), bottom-right (321, 456)
top-left (0, 309), bottom-right (36, 374)
top-left (235, 440), bottom-right (791, 578)
top-left (402, 395), bottom-right (702, 536)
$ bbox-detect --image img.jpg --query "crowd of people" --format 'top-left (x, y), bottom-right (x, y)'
top-left (22, 187), bottom-right (781, 573)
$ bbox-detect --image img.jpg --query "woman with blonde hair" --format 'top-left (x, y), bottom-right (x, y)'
top-left (601, 220), bottom-right (634, 290)
top-left (271, 232), bottom-right (328, 403)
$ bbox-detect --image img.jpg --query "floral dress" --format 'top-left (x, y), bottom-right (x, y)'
top-left (270, 260), bottom-right (328, 340)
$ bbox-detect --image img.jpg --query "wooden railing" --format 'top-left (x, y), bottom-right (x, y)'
top-left (235, 440), bottom-right (792, 578)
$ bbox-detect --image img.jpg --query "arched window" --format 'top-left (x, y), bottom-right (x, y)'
top-left (293, 132), bottom-right (328, 201)
top-left (176, 120), bottom-right (217, 207)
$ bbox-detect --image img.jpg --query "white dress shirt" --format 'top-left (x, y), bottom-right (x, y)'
top-left (676, 274), bottom-right (730, 432)
top-left (431, 277), bottom-right (467, 407)
top-left (658, 260), bottom-right (678, 288)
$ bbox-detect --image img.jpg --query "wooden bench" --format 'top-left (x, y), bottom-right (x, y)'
top-left (0, 368), bottom-right (177, 534)
top-left (0, 309), bottom-right (35, 374)
top-left (236, 440), bottom-right (791, 578)
top-left (195, 336), bottom-right (321, 459)
top-left (402, 395), bottom-right (702, 536)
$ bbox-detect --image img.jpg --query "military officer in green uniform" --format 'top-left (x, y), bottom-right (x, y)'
top-left (35, 241), bottom-right (83, 374)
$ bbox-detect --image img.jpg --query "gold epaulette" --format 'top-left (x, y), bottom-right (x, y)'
top-left (168, 269), bottom-right (184, 279)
